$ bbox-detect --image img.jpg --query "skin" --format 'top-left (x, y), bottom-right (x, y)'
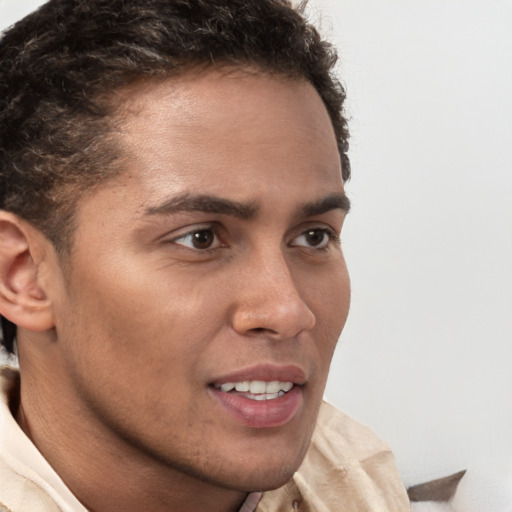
top-left (10, 70), bottom-right (350, 512)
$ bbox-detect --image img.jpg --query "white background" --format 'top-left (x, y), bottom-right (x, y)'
top-left (311, 0), bottom-right (512, 487)
top-left (1, 0), bottom-right (511, 488)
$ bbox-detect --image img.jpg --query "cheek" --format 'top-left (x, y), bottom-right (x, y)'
top-left (60, 260), bottom-right (224, 371)
top-left (310, 259), bottom-right (350, 326)
top-left (310, 263), bottom-right (350, 365)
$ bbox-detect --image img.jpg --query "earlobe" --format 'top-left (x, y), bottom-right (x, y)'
top-left (0, 212), bottom-right (55, 332)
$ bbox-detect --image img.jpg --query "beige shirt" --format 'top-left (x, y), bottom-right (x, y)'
top-left (0, 366), bottom-right (409, 512)
top-left (255, 401), bottom-right (410, 511)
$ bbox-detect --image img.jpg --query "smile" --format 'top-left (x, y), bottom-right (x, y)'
top-left (215, 380), bottom-right (294, 401)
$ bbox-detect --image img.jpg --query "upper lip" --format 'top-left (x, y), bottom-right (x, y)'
top-left (211, 364), bottom-right (307, 387)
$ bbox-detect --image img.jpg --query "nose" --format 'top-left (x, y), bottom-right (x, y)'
top-left (231, 251), bottom-right (316, 340)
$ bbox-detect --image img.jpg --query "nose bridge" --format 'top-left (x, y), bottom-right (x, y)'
top-left (232, 242), bottom-right (316, 338)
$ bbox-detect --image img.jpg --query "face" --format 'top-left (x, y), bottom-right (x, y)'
top-left (48, 71), bottom-right (350, 491)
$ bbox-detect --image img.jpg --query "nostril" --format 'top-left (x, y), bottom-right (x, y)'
top-left (249, 327), bottom-right (277, 334)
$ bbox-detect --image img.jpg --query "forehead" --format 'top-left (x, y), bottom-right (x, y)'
top-left (119, 69), bottom-right (335, 131)
top-left (114, 70), bottom-right (342, 191)
top-left (70, 70), bottom-right (345, 238)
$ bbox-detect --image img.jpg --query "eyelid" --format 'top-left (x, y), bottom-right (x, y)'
top-left (289, 226), bottom-right (340, 249)
top-left (168, 223), bottom-right (225, 250)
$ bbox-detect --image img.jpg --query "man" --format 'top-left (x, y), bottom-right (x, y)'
top-left (0, 1), bottom-right (410, 510)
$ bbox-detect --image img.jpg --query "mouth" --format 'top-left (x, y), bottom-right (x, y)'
top-left (209, 366), bottom-right (305, 428)
top-left (214, 380), bottom-right (294, 401)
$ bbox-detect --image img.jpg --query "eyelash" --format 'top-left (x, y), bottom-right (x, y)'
top-left (169, 224), bottom-right (339, 253)
top-left (170, 224), bottom-right (226, 252)
top-left (290, 227), bottom-right (339, 250)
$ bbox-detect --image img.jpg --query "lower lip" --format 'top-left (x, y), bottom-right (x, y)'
top-left (210, 386), bottom-right (303, 428)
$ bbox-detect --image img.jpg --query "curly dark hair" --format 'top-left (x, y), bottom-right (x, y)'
top-left (0, 0), bottom-right (350, 354)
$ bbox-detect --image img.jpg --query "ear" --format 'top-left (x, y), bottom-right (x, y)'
top-left (0, 211), bottom-right (55, 332)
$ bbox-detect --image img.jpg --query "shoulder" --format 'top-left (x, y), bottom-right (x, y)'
top-left (257, 402), bottom-right (410, 512)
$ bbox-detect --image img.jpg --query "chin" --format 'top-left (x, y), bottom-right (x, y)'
top-left (219, 445), bottom-right (309, 493)
top-left (224, 465), bottom-right (298, 493)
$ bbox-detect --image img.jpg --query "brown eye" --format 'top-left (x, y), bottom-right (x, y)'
top-left (191, 230), bottom-right (215, 249)
top-left (304, 230), bottom-right (326, 247)
top-left (291, 228), bottom-right (333, 249)
top-left (173, 227), bottom-right (222, 250)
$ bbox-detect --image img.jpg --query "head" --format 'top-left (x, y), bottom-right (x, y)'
top-left (0, 0), bottom-right (351, 501)
top-left (0, 0), bottom-right (350, 355)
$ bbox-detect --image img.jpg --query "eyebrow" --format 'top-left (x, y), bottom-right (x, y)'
top-left (144, 191), bottom-right (350, 219)
top-left (301, 192), bottom-right (351, 217)
top-left (144, 193), bottom-right (258, 219)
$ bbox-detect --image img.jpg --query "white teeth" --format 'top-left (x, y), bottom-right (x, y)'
top-left (247, 391), bottom-right (285, 401)
top-left (266, 381), bottom-right (281, 394)
top-left (249, 380), bottom-right (266, 394)
top-left (281, 382), bottom-right (293, 392)
top-left (234, 381), bottom-right (250, 392)
top-left (217, 380), bottom-right (294, 397)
